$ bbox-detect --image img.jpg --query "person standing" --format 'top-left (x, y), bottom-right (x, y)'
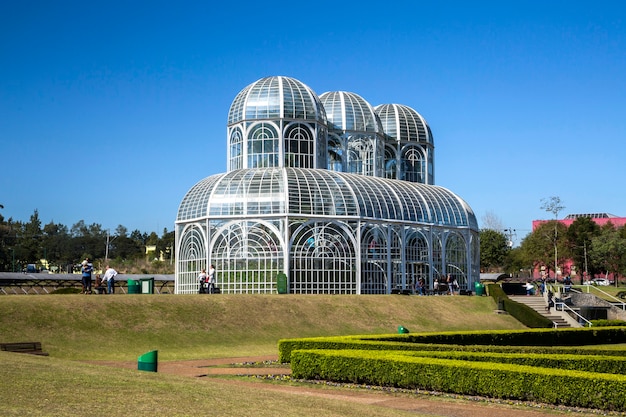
top-left (198, 269), bottom-right (207, 294)
top-left (546, 290), bottom-right (555, 313)
top-left (81, 259), bottom-right (93, 294)
top-left (415, 277), bottom-right (424, 296)
top-left (563, 275), bottom-right (572, 293)
top-left (447, 274), bottom-right (454, 296)
top-left (208, 264), bottom-right (216, 294)
top-left (524, 281), bottom-right (534, 296)
top-left (102, 265), bottom-right (118, 294)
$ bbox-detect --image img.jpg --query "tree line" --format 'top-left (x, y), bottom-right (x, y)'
top-left (480, 216), bottom-right (626, 284)
top-left (0, 209), bottom-right (175, 274)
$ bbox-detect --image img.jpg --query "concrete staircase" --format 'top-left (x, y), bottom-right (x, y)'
top-left (509, 295), bottom-right (575, 328)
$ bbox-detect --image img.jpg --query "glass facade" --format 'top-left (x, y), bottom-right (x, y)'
top-left (375, 103), bottom-right (435, 185)
top-left (175, 76), bottom-right (479, 294)
top-left (320, 91), bottom-right (384, 177)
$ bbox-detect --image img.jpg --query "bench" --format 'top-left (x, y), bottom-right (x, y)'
top-left (0, 341), bottom-right (49, 356)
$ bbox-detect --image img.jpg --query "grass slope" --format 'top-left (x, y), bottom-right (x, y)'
top-left (0, 294), bottom-right (524, 360)
top-left (1, 352), bottom-right (427, 417)
top-left (4, 295), bottom-right (584, 417)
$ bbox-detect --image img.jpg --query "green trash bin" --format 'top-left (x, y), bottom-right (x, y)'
top-left (140, 277), bottom-right (154, 294)
top-left (277, 273), bottom-right (288, 294)
top-left (138, 350), bottom-right (158, 372)
top-left (474, 281), bottom-right (484, 296)
top-left (127, 279), bottom-right (140, 294)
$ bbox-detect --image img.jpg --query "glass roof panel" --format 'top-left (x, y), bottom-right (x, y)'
top-left (177, 168), bottom-right (476, 230)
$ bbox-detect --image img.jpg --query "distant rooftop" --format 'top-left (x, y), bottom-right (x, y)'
top-left (564, 213), bottom-right (618, 220)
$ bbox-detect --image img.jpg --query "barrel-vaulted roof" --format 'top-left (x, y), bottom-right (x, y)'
top-left (177, 168), bottom-right (477, 230)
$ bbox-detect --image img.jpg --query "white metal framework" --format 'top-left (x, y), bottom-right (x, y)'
top-left (375, 103), bottom-right (435, 184)
top-left (175, 76), bottom-right (479, 294)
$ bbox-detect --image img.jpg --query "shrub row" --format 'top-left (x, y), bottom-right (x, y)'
top-left (487, 283), bottom-right (553, 328)
top-left (291, 349), bottom-right (626, 411)
top-left (401, 350), bottom-right (626, 375)
top-left (278, 327), bottom-right (626, 362)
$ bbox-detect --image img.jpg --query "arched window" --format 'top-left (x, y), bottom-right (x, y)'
top-left (229, 127), bottom-right (243, 170)
top-left (401, 146), bottom-right (425, 183)
top-left (384, 144), bottom-right (398, 179)
top-left (284, 123), bottom-right (314, 168)
top-left (211, 221), bottom-right (283, 294)
top-left (290, 222), bottom-right (356, 294)
top-left (248, 123), bottom-right (279, 168)
top-left (445, 233), bottom-right (468, 289)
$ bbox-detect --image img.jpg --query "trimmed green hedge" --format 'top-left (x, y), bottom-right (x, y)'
top-left (291, 349), bottom-right (626, 411)
top-left (592, 320), bottom-right (626, 327)
top-left (487, 283), bottom-right (552, 328)
top-left (278, 327), bottom-right (626, 362)
top-left (401, 350), bottom-right (626, 374)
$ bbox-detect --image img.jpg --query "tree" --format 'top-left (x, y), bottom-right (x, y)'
top-left (504, 246), bottom-right (532, 278)
top-left (42, 221), bottom-right (71, 271)
top-left (111, 225), bottom-right (143, 260)
top-left (480, 211), bottom-right (504, 232)
top-left (540, 196), bottom-right (565, 278)
top-left (21, 210), bottom-right (43, 264)
top-left (589, 223), bottom-right (626, 286)
top-left (566, 216), bottom-right (601, 283)
top-left (69, 220), bottom-right (106, 264)
top-left (479, 229), bottom-right (509, 272)
top-left (158, 228), bottom-right (175, 262)
top-left (519, 221), bottom-right (569, 279)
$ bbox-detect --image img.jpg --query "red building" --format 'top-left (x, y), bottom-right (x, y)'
top-left (531, 213), bottom-right (626, 281)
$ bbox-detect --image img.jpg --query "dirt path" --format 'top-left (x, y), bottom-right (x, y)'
top-left (91, 356), bottom-right (614, 417)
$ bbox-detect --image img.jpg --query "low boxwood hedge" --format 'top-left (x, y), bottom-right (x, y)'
top-left (401, 350), bottom-right (626, 374)
top-left (278, 327), bottom-right (626, 362)
top-left (291, 349), bottom-right (626, 411)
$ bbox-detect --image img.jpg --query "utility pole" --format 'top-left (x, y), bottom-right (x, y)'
top-left (503, 228), bottom-right (516, 248)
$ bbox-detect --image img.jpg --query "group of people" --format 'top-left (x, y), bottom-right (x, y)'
top-left (415, 273), bottom-right (459, 295)
top-left (198, 265), bottom-right (216, 294)
top-left (81, 258), bottom-right (117, 294)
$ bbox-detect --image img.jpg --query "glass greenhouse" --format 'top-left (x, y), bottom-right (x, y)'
top-left (175, 76), bottom-right (479, 294)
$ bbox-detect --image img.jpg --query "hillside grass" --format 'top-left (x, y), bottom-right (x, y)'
top-left (2, 351), bottom-right (429, 417)
top-left (0, 294), bottom-right (525, 361)
top-left (5, 294), bottom-right (604, 417)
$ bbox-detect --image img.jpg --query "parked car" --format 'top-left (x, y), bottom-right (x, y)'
top-left (592, 278), bottom-right (610, 286)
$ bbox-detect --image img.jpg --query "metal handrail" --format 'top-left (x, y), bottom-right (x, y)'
top-left (556, 301), bottom-right (592, 327)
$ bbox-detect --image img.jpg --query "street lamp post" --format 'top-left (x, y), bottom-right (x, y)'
top-left (105, 230), bottom-right (118, 264)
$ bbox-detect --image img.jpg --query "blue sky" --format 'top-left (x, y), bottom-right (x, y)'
top-left (1, 1), bottom-right (625, 244)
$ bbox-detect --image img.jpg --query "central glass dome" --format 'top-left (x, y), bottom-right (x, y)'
top-left (227, 76), bottom-right (328, 171)
top-left (228, 76), bottom-right (327, 125)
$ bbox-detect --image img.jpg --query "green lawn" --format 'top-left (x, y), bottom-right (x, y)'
top-left (0, 294), bottom-right (555, 417)
top-left (0, 294), bottom-right (525, 360)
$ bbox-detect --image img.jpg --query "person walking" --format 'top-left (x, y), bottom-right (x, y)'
top-left (546, 290), bottom-right (555, 313)
top-left (207, 264), bottom-right (216, 294)
top-left (81, 259), bottom-right (93, 294)
top-left (102, 265), bottom-right (118, 294)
